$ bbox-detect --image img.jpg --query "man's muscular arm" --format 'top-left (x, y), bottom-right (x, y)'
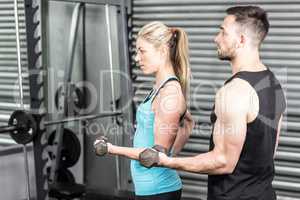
top-left (159, 79), bottom-right (252, 174)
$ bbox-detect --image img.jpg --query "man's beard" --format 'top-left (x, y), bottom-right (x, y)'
top-left (217, 52), bottom-right (232, 61)
top-left (216, 45), bottom-right (236, 61)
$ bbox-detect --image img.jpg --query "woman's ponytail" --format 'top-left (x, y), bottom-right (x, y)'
top-left (170, 27), bottom-right (190, 99)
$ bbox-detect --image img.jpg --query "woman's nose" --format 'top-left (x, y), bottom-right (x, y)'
top-left (135, 54), bottom-right (140, 63)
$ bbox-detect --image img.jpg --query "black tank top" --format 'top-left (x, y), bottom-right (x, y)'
top-left (208, 69), bottom-right (286, 200)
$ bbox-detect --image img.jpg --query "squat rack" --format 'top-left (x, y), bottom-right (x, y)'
top-left (20, 0), bottom-right (133, 199)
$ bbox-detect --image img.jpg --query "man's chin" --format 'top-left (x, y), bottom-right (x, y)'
top-left (217, 54), bottom-right (231, 61)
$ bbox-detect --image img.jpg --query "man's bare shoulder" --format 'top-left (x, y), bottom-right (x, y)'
top-left (215, 78), bottom-right (255, 121)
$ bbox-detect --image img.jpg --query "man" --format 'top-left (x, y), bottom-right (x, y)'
top-left (140, 5), bottom-right (286, 200)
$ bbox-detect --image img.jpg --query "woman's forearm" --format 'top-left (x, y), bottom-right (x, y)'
top-left (108, 144), bottom-right (145, 160)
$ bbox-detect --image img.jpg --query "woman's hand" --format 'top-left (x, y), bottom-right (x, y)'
top-left (94, 136), bottom-right (109, 156)
top-left (184, 110), bottom-right (194, 124)
top-left (170, 110), bottom-right (194, 156)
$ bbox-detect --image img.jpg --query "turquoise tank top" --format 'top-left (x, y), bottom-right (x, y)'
top-left (130, 76), bottom-right (182, 196)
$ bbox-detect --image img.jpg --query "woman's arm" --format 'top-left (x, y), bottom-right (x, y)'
top-left (107, 143), bottom-right (145, 160)
top-left (94, 137), bottom-right (145, 160)
top-left (170, 110), bottom-right (194, 156)
top-left (152, 82), bottom-right (188, 152)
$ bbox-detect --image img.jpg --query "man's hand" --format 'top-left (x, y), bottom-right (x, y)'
top-left (139, 145), bottom-right (167, 168)
top-left (157, 152), bottom-right (170, 166)
top-left (139, 148), bottom-right (159, 168)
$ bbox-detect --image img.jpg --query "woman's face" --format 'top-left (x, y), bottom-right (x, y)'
top-left (135, 38), bottom-right (165, 75)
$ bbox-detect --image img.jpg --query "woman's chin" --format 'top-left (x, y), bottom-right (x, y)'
top-left (141, 68), bottom-right (152, 75)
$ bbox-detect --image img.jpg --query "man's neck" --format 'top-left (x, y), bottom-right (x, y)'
top-left (230, 49), bottom-right (266, 75)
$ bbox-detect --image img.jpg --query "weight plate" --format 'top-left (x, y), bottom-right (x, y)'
top-left (48, 128), bottom-right (81, 168)
top-left (8, 110), bottom-right (37, 144)
top-left (55, 84), bottom-right (85, 115)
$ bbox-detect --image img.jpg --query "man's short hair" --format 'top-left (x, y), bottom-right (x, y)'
top-left (226, 6), bottom-right (269, 45)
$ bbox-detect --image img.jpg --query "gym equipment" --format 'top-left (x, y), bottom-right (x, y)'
top-left (139, 145), bottom-right (167, 168)
top-left (12, 0), bottom-right (32, 197)
top-left (48, 129), bottom-right (81, 168)
top-left (94, 136), bottom-right (108, 156)
top-left (0, 109), bottom-right (122, 144)
top-left (17, 0), bottom-right (132, 199)
top-left (54, 84), bottom-right (85, 115)
top-left (8, 110), bottom-right (37, 145)
top-left (47, 167), bottom-right (85, 200)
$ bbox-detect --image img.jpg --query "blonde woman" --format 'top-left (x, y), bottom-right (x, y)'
top-left (95, 21), bottom-right (194, 200)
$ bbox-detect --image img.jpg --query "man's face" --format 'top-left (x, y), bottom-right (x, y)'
top-left (214, 15), bottom-right (240, 61)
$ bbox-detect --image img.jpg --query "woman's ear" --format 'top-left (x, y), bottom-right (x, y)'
top-left (159, 44), bottom-right (169, 58)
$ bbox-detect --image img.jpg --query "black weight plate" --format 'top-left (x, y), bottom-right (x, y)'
top-left (8, 110), bottom-right (37, 144)
top-left (55, 85), bottom-right (84, 115)
top-left (57, 168), bottom-right (75, 183)
top-left (48, 128), bottom-right (81, 168)
top-left (47, 167), bottom-right (75, 183)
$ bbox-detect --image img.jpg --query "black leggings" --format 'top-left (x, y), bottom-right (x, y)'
top-left (135, 189), bottom-right (182, 200)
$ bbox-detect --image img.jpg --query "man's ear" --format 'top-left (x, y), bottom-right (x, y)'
top-left (239, 34), bottom-right (246, 47)
top-left (237, 34), bottom-right (246, 48)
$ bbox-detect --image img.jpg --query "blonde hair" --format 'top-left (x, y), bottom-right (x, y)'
top-left (137, 21), bottom-right (190, 99)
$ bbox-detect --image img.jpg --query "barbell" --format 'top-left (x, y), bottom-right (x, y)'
top-left (0, 109), bottom-right (123, 144)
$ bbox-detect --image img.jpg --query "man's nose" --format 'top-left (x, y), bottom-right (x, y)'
top-left (214, 35), bottom-right (218, 43)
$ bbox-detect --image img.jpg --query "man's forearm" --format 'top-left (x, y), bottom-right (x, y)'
top-left (161, 151), bottom-right (230, 175)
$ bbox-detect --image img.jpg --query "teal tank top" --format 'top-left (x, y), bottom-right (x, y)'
top-left (130, 76), bottom-right (182, 196)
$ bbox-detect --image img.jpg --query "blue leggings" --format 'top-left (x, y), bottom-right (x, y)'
top-left (135, 189), bottom-right (182, 200)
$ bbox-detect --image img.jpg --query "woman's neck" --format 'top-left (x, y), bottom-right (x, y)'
top-left (154, 64), bottom-right (175, 89)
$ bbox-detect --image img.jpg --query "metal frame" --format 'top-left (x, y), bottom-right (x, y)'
top-left (0, 145), bottom-right (33, 157)
top-left (23, 0), bottom-right (46, 200)
top-left (115, 2), bottom-right (135, 196)
top-left (50, 0), bottom-right (131, 9)
top-left (48, 2), bottom-right (84, 184)
top-left (23, 0), bottom-right (133, 199)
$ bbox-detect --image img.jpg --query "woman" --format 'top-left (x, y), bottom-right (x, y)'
top-left (95, 21), bottom-right (194, 200)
